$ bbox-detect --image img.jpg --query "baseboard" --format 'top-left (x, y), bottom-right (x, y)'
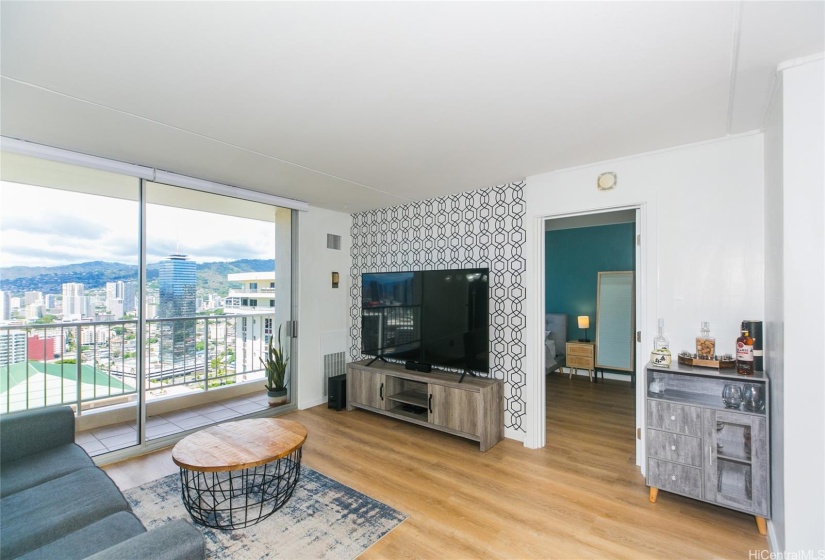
top-left (767, 519), bottom-right (779, 555)
top-left (505, 427), bottom-right (526, 443)
top-left (299, 397), bottom-right (328, 410)
top-left (566, 370), bottom-right (633, 382)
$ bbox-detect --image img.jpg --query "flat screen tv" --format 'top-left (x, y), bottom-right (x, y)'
top-left (361, 268), bottom-right (489, 377)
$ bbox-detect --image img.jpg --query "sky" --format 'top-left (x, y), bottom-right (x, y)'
top-left (0, 181), bottom-right (277, 268)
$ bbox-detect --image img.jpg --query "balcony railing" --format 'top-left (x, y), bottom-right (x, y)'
top-left (227, 287), bottom-right (277, 295)
top-left (0, 313), bottom-right (275, 415)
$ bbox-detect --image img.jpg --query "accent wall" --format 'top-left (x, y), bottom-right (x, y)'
top-left (349, 182), bottom-right (527, 436)
top-left (545, 223), bottom-right (635, 342)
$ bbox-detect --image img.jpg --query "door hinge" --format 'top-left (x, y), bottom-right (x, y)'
top-left (636, 331), bottom-right (642, 343)
top-left (286, 320), bottom-right (298, 338)
top-left (637, 428), bottom-right (642, 440)
top-left (636, 234), bottom-right (641, 247)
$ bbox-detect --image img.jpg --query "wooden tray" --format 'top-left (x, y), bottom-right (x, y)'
top-left (677, 355), bottom-right (736, 369)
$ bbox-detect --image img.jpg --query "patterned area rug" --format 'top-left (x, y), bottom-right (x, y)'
top-left (125, 467), bottom-right (407, 559)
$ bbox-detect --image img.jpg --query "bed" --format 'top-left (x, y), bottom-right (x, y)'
top-left (545, 313), bottom-right (567, 373)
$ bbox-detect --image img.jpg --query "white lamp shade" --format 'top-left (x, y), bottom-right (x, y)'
top-left (577, 316), bottom-right (590, 329)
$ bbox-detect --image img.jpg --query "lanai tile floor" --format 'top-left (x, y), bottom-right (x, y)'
top-left (75, 393), bottom-right (270, 456)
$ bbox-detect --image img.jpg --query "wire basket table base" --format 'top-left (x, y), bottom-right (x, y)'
top-left (178, 448), bottom-right (302, 530)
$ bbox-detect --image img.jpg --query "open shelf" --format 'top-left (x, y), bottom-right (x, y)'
top-left (388, 389), bottom-right (428, 408)
top-left (647, 389), bottom-right (766, 417)
top-left (389, 403), bottom-right (428, 420)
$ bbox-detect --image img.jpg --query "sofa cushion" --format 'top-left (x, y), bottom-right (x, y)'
top-left (85, 519), bottom-right (206, 560)
top-left (16, 511), bottom-right (146, 560)
top-left (0, 406), bottom-right (75, 464)
top-left (0, 467), bottom-right (130, 558)
top-left (0, 443), bottom-right (95, 498)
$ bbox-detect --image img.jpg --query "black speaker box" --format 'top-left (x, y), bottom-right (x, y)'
top-left (405, 360), bottom-right (432, 373)
top-left (328, 374), bottom-right (347, 411)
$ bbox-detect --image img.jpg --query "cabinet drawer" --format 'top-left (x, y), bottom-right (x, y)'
top-left (647, 401), bottom-right (702, 437)
top-left (647, 458), bottom-right (702, 500)
top-left (566, 355), bottom-right (593, 368)
top-left (566, 344), bottom-right (594, 358)
top-left (647, 429), bottom-right (702, 467)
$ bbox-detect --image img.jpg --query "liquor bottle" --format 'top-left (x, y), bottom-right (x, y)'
top-left (653, 318), bottom-right (670, 350)
top-left (696, 321), bottom-right (715, 359)
top-left (736, 324), bottom-right (755, 375)
top-left (651, 318), bottom-right (671, 367)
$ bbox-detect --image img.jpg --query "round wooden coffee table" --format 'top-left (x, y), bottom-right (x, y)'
top-left (172, 417), bottom-right (307, 529)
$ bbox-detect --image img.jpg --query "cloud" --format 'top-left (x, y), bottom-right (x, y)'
top-left (146, 239), bottom-right (270, 263)
top-left (2, 213), bottom-right (105, 240)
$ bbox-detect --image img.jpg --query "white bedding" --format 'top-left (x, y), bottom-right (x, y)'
top-left (545, 313), bottom-right (567, 372)
top-left (545, 336), bottom-right (558, 371)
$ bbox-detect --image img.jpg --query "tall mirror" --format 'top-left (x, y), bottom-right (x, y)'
top-left (595, 271), bottom-right (634, 373)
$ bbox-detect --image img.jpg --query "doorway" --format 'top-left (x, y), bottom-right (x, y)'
top-left (537, 206), bottom-right (645, 467)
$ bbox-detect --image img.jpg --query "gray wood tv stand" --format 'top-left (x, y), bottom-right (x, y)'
top-left (346, 360), bottom-right (504, 451)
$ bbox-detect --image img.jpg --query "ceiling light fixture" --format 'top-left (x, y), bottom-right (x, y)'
top-left (597, 172), bottom-right (617, 191)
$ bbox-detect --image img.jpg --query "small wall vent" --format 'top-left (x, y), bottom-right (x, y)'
top-left (326, 234), bottom-right (341, 250)
top-left (323, 351), bottom-right (346, 395)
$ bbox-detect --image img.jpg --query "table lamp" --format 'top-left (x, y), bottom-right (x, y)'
top-left (578, 315), bottom-right (590, 342)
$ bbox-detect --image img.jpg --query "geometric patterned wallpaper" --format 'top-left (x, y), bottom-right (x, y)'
top-left (349, 181), bottom-right (527, 433)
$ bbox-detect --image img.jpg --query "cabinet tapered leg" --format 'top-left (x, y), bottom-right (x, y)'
top-left (755, 516), bottom-right (767, 535)
top-left (649, 487), bottom-right (659, 503)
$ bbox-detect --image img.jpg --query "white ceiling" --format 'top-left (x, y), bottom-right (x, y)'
top-left (1, 1), bottom-right (823, 213)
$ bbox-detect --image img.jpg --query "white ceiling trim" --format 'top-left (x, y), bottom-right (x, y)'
top-left (0, 135), bottom-right (310, 211)
top-left (530, 130), bottom-right (762, 179)
top-left (1, 75), bottom-right (413, 207)
top-left (777, 51), bottom-right (825, 72)
top-left (726, 1), bottom-right (745, 135)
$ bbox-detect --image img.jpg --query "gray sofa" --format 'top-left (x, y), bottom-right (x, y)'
top-left (0, 406), bottom-right (205, 560)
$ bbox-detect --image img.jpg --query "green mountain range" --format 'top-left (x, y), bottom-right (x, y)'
top-left (0, 259), bottom-right (275, 297)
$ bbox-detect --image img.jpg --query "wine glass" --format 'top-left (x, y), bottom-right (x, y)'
top-left (743, 384), bottom-right (764, 412)
top-left (722, 384), bottom-right (743, 409)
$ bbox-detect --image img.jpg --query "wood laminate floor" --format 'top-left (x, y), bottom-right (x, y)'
top-left (104, 373), bottom-right (770, 559)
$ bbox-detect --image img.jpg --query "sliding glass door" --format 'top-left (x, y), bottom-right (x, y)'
top-left (0, 151), bottom-right (142, 453)
top-left (1, 151), bottom-right (294, 456)
top-left (142, 182), bottom-right (292, 441)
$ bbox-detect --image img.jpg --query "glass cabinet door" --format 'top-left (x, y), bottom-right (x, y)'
top-left (703, 409), bottom-right (769, 516)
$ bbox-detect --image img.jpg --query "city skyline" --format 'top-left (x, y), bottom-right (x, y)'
top-left (0, 180), bottom-right (277, 268)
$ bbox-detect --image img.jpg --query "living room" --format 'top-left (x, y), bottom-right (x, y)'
top-left (1, 2), bottom-right (823, 559)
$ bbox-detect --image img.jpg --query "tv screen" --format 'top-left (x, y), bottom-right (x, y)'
top-left (361, 268), bottom-right (489, 374)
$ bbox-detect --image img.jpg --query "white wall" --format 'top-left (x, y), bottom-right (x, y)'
top-left (296, 206), bottom-right (353, 409)
top-left (778, 57), bottom-right (825, 554)
top-left (763, 69), bottom-right (786, 551)
top-left (524, 134), bottom-right (765, 453)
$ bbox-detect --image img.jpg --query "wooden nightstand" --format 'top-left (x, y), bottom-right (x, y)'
top-left (564, 341), bottom-right (596, 382)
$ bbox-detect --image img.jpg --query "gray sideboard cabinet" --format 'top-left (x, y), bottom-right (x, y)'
top-left (645, 362), bottom-right (770, 535)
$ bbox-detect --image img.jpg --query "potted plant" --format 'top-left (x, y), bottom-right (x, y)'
top-left (261, 325), bottom-right (289, 406)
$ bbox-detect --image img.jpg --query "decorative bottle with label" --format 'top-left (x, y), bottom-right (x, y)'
top-left (651, 318), bottom-right (671, 367)
top-left (736, 323), bottom-right (755, 375)
top-left (696, 321), bottom-right (715, 359)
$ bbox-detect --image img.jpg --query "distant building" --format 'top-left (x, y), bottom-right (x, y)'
top-left (27, 334), bottom-right (55, 361)
top-left (44, 294), bottom-right (60, 311)
top-left (0, 291), bottom-right (10, 321)
top-left (24, 291), bottom-right (43, 306)
top-left (225, 272), bottom-right (276, 373)
top-left (62, 283), bottom-right (89, 319)
top-left (0, 331), bottom-right (27, 364)
top-left (106, 280), bottom-right (136, 316)
top-left (25, 303), bottom-right (44, 321)
top-left (158, 254), bottom-right (197, 368)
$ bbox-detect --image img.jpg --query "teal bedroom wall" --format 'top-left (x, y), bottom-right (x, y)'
top-left (545, 223), bottom-right (635, 342)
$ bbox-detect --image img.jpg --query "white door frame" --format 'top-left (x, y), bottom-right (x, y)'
top-left (526, 203), bottom-right (647, 470)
